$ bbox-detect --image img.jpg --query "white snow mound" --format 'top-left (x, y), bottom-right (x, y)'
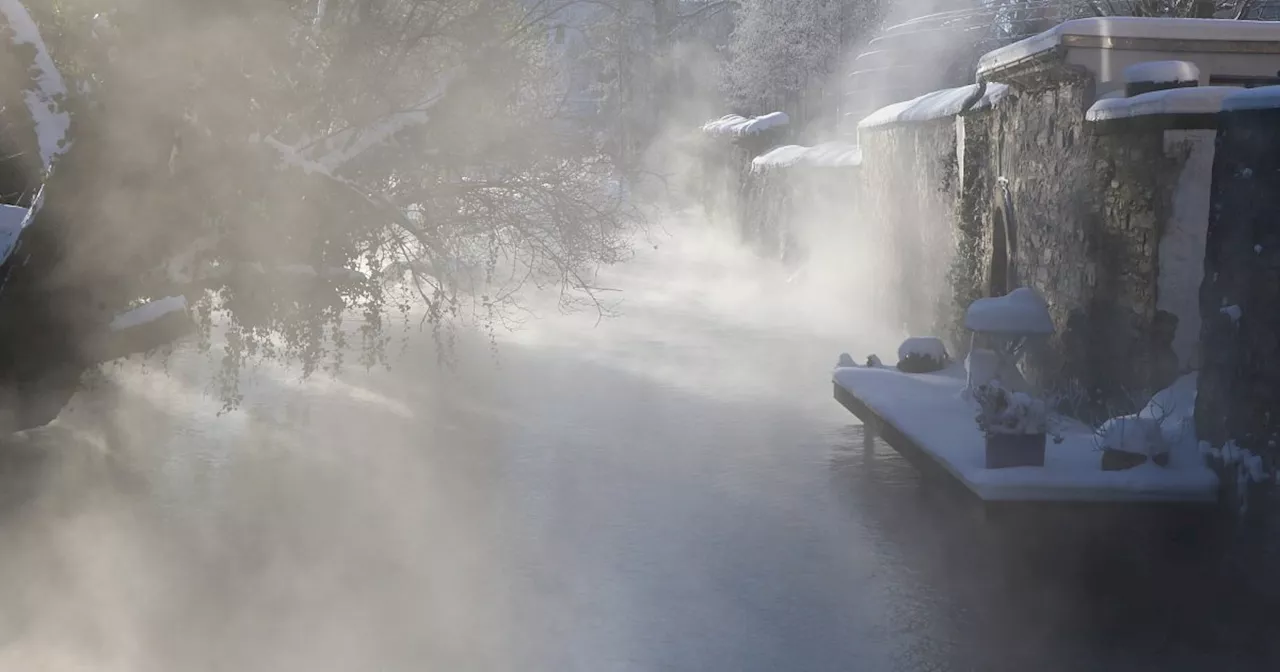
top-left (701, 112), bottom-right (789, 137)
top-left (858, 83), bottom-right (1009, 130)
top-left (898, 337), bottom-right (948, 363)
top-left (964, 288), bottom-right (1055, 335)
top-left (1123, 60), bottom-right (1199, 85)
top-left (1087, 86), bottom-right (1237, 122)
top-left (751, 142), bottom-right (862, 171)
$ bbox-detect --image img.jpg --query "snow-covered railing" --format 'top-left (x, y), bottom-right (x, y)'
top-left (700, 112), bottom-right (789, 138)
top-left (978, 18), bottom-right (1280, 77)
top-left (750, 142), bottom-right (862, 172)
top-left (857, 83), bottom-right (1009, 131)
top-left (1086, 86), bottom-right (1238, 122)
top-left (0, 0), bottom-right (71, 172)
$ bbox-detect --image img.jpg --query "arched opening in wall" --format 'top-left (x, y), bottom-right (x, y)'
top-left (989, 206), bottom-right (1009, 297)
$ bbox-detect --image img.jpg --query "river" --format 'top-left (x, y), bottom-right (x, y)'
top-left (0, 220), bottom-right (1274, 671)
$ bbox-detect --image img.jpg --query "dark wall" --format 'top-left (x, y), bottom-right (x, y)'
top-left (1196, 105), bottom-right (1280, 464)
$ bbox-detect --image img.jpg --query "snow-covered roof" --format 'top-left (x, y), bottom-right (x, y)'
top-left (1220, 85), bottom-right (1280, 112)
top-left (1086, 86), bottom-right (1238, 122)
top-left (1123, 60), bottom-right (1199, 85)
top-left (0, 203), bottom-right (31, 266)
top-left (700, 112), bottom-right (789, 137)
top-left (750, 142), bottom-right (862, 171)
top-left (857, 83), bottom-right (1009, 131)
top-left (978, 18), bottom-right (1280, 76)
top-left (964, 288), bottom-right (1055, 335)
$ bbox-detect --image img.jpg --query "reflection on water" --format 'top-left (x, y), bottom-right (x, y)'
top-left (0, 223), bottom-right (1276, 670)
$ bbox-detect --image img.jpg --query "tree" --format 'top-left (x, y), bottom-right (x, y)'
top-left (572, 0), bottom-right (737, 173)
top-left (0, 0), bottom-right (637, 413)
top-left (724, 0), bottom-right (879, 130)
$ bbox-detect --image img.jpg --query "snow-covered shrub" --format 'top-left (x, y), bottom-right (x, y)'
top-left (896, 336), bottom-right (948, 373)
top-left (973, 381), bottom-right (1049, 436)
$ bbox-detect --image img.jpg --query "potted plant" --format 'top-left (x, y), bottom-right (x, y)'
top-left (973, 381), bottom-right (1051, 468)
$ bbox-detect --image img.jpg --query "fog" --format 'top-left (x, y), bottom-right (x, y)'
top-left (5, 1), bottom-right (1280, 670)
top-left (0, 213), bottom-right (897, 671)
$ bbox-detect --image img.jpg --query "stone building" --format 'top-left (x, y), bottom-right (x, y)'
top-left (851, 17), bottom-right (1280, 416)
top-left (970, 17), bottom-right (1280, 412)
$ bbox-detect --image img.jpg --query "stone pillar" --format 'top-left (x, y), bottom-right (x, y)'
top-left (1196, 98), bottom-right (1280, 460)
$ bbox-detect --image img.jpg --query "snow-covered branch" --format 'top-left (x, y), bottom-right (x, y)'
top-left (0, 0), bottom-right (71, 172)
top-left (305, 71), bottom-right (455, 173)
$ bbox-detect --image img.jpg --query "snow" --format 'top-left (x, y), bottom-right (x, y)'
top-left (1122, 60), bottom-right (1199, 85)
top-left (0, 0), bottom-right (71, 171)
top-left (897, 336), bottom-right (947, 362)
top-left (1220, 85), bottom-right (1280, 112)
top-left (1098, 415), bottom-right (1162, 456)
top-left (858, 83), bottom-right (1009, 130)
top-left (979, 18), bottom-right (1280, 75)
top-left (833, 364), bottom-right (1219, 502)
top-left (110, 296), bottom-right (188, 332)
top-left (751, 142), bottom-right (862, 171)
top-left (0, 204), bottom-right (30, 265)
top-left (964, 288), bottom-right (1055, 335)
top-left (1158, 130), bottom-right (1214, 369)
top-left (700, 112), bottom-right (790, 137)
top-left (1086, 86), bottom-right (1238, 121)
top-left (965, 348), bottom-right (999, 390)
top-left (1140, 372), bottom-right (1197, 448)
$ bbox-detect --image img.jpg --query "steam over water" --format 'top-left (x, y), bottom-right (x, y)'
top-left (0, 217), bottom-right (1274, 670)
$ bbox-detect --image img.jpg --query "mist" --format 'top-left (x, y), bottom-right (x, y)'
top-left (2, 1), bottom-right (1276, 670)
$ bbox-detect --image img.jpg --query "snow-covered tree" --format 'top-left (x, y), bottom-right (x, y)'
top-left (724, 0), bottom-right (878, 128)
top-left (0, 0), bottom-right (637, 411)
top-left (575, 0), bottom-right (737, 171)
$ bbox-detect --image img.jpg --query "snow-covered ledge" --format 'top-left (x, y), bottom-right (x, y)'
top-left (750, 142), bottom-right (862, 172)
top-left (857, 83), bottom-right (1009, 132)
top-left (1087, 86), bottom-right (1237, 124)
top-left (700, 112), bottom-right (789, 138)
top-left (832, 364), bottom-right (1219, 503)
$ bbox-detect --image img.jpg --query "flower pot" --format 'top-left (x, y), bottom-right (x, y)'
top-left (985, 432), bottom-right (1046, 469)
top-left (1101, 449), bottom-right (1170, 471)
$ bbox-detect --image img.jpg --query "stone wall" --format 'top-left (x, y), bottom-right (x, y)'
top-left (858, 120), bottom-right (964, 348)
top-left (981, 77), bottom-right (1184, 412)
top-left (694, 131), bottom-right (786, 234)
